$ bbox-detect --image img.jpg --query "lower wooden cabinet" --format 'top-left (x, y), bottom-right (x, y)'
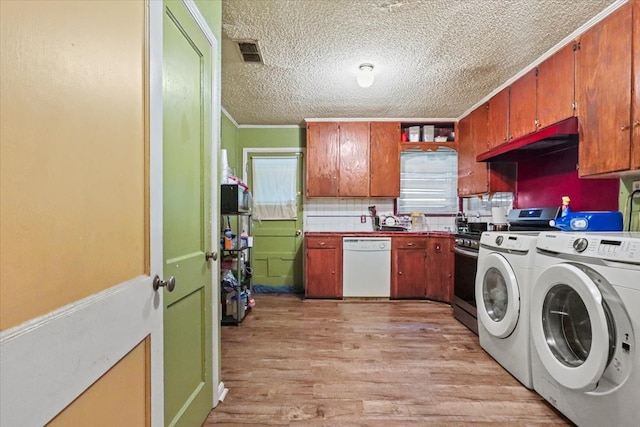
top-left (391, 236), bottom-right (428, 299)
top-left (305, 234), bottom-right (453, 302)
top-left (391, 235), bottom-right (453, 302)
top-left (304, 235), bottom-right (342, 298)
top-left (425, 236), bottom-right (453, 303)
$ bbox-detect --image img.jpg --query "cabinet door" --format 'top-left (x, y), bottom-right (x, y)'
top-left (338, 122), bottom-right (369, 197)
top-left (425, 237), bottom-right (453, 303)
top-left (306, 122), bottom-right (339, 197)
top-left (458, 104), bottom-right (490, 196)
top-left (391, 237), bottom-right (427, 299)
top-left (370, 122), bottom-right (400, 197)
top-left (305, 236), bottom-right (342, 298)
top-left (632, 0), bottom-right (640, 170)
top-left (487, 87), bottom-right (510, 148)
top-left (537, 42), bottom-right (576, 129)
top-left (576, 3), bottom-right (632, 176)
top-left (509, 68), bottom-right (537, 140)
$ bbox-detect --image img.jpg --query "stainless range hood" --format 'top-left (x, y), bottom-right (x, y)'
top-left (477, 117), bottom-right (578, 162)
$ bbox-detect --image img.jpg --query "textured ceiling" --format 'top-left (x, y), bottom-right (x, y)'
top-left (221, 0), bottom-right (617, 126)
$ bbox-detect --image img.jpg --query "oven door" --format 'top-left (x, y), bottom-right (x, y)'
top-left (453, 245), bottom-right (479, 335)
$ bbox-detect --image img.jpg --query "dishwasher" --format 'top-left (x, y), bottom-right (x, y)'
top-left (342, 237), bottom-right (391, 297)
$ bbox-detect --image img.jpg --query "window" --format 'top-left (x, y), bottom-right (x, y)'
top-left (397, 148), bottom-right (458, 214)
top-left (251, 156), bottom-right (298, 220)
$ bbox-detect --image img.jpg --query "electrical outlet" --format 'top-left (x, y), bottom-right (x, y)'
top-left (360, 215), bottom-right (367, 223)
top-left (633, 181), bottom-right (640, 192)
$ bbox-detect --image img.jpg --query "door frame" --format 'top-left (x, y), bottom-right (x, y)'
top-left (149, 0), bottom-right (222, 416)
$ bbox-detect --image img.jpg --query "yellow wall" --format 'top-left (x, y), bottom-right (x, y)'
top-left (47, 338), bottom-right (150, 427)
top-left (0, 0), bottom-right (146, 329)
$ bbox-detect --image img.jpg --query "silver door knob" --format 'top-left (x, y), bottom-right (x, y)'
top-left (205, 251), bottom-right (218, 261)
top-left (295, 230), bottom-right (302, 236)
top-left (153, 275), bottom-right (175, 292)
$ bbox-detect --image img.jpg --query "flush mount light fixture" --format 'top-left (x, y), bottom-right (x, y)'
top-left (357, 64), bottom-right (374, 88)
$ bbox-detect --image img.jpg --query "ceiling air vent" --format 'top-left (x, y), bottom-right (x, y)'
top-left (235, 40), bottom-right (263, 64)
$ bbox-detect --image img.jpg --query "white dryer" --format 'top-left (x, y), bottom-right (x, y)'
top-left (476, 231), bottom-right (539, 389)
top-left (530, 232), bottom-right (640, 427)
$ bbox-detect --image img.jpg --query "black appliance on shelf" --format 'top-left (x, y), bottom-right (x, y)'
top-left (221, 183), bottom-right (250, 214)
top-left (452, 207), bottom-right (561, 335)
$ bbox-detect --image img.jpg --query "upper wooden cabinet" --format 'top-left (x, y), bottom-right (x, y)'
top-left (537, 42), bottom-right (576, 129)
top-left (509, 43), bottom-right (577, 141)
top-left (370, 122), bottom-right (400, 197)
top-left (487, 87), bottom-right (509, 149)
top-left (306, 121), bottom-right (400, 197)
top-left (509, 69), bottom-right (537, 140)
top-left (458, 103), bottom-right (516, 196)
top-left (576, 2), bottom-right (636, 176)
top-left (306, 122), bottom-right (340, 197)
top-left (306, 121), bottom-right (369, 197)
top-left (338, 122), bottom-right (370, 197)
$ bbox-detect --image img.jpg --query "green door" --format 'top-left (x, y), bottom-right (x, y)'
top-left (247, 152), bottom-right (304, 291)
top-left (162, 1), bottom-right (213, 425)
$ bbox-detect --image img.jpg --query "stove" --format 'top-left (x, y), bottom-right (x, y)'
top-left (452, 207), bottom-right (561, 335)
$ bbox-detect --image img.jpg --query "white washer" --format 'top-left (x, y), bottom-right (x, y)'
top-left (476, 231), bottom-right (539, 389)
top-left (530, 232), bottom-right (640, 427)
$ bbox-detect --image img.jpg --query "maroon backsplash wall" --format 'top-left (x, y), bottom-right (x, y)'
top-left (515, 146), bottom-right (619, 211)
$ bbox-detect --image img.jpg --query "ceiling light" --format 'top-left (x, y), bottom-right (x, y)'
top-left (357, 64), bottom-right (374, 88)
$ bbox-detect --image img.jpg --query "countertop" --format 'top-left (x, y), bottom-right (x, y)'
top-left (304, 231), bottom-right (454, 238)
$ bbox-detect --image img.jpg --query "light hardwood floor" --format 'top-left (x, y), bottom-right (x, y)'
top-left (205, 294), bottom-right (571, 426)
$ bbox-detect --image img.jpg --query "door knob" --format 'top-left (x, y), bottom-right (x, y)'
top-left (295, 230), bottom-right (302, 236)
top-left (633, 120), bottom-right (640, 128)
top-left (621, 124), bottom-right (631, 131)
top-left (153, 275), bottom-right (175, 292)
top-left (205, 251), bottom-right (218, 261)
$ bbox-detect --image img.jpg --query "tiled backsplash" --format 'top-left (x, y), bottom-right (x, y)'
top-left (304, 198), bottom-right (456, 232)
top-left (462, 192), bottom-right (514, 223)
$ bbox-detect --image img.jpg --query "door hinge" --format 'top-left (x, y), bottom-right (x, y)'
top-left (535, 67), bottom-right (539, 77)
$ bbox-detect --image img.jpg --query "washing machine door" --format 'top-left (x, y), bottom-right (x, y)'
top-left (476, 253), bottom-right (520, 338)
top-left (531, 263), bottom-right (614, 391)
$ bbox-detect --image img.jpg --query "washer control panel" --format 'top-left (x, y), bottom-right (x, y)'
top-left (537, 232), bottom-right (640, 264)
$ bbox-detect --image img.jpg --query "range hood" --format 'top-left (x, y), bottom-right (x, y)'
top-left (477, 117), bottom-right (578, 162)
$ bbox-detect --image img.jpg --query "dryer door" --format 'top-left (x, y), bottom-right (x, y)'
top-left (531, 263), bottom-right (614, 391)
top-left (476, 253), bottom-right (520, 338)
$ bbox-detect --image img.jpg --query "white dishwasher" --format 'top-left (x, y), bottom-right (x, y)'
top-left (342, 237), bottom-right (391, 297)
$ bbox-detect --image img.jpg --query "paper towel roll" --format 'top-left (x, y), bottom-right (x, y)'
top-left (491, 207), bottom-right (508, 224)
top-left (221, 149), bottom-right (229, 183)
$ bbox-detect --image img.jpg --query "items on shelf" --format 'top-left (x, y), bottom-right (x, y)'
top-left (220, 211), bottom-right (253, 325)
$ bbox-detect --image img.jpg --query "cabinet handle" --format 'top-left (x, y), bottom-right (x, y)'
top-left (331, 270), bottom-right (334, 274)
top-left (319, 242), bottom-right (326, 246)
top-left (621, 124), bottom-right (631, 131)
top-left (407, 242), bottom-right (415, 247)
top-left (634, 120), bottom-right (640, 128)
top-left (399, 271), bottom-right (403, 275)
top-left (435, 243), bottom-right (441, 252)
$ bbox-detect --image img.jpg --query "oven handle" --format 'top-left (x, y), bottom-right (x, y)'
top-left (453, 246), bottom-right (479, 259)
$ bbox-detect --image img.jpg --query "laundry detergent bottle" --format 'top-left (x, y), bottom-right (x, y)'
top-left (561, 196), bottom-right (571, 217)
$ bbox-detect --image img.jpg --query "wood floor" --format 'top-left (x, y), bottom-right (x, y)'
top-left (204, 294), bottom-right (572, 426)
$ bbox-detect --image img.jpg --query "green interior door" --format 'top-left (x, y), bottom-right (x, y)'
top-left (162, 1), bottom-right (212, 425)
top-left (248, 152), bottom-right (304, 291)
